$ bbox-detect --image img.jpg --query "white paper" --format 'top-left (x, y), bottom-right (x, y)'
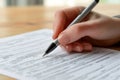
top-left (0, 29), bottom-right (120, 80)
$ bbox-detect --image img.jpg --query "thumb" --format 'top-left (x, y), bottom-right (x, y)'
top-left (58, 21), bottom-right (95, 45)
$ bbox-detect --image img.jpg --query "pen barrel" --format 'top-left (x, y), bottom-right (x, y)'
top-left (68, 0), bottom-right (99, 27)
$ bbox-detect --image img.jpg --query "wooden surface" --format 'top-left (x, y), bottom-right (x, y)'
top-left (0, 4), bottom-right (120, 80)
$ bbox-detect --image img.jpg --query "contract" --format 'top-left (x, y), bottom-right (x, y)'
top-left (0, 29), bottom-right (120, 80)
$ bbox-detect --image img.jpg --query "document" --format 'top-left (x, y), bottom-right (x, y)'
top-left (0, 29), bottom-right (120, 80)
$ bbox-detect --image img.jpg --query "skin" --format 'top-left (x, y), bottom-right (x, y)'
top-left (52, 6), bottom-right (120, 53)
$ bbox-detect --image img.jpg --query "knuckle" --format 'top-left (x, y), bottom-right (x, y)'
top-left (72, 23), bottom-right (92, 36)
top-left (74, 24), bottom-right (86, 34)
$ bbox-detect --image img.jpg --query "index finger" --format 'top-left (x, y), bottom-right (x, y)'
top-left (52, 6), bottom-right (84, 39)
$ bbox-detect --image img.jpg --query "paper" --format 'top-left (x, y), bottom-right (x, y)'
top-left (0, 29), bottom-right (120, 80)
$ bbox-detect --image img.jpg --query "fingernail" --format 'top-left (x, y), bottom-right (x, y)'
top-left (65, 45), bottom-right (72, 52)
top-left (74, 46), bottom-right (82, 52)
top-left (52, 34), bottom-right (56, 39)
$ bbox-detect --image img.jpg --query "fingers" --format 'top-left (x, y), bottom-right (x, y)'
top-left (52, 6), bottom-right (85, 39)
top-left (52, 10), bottom-right (67, 39)
top-left (61, 42), bottom-right (93, 53)
top-left (58, 20), bottom-right (96, 45)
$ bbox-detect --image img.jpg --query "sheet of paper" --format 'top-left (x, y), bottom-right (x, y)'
top-left (0, 29), bottom-right (120, 80)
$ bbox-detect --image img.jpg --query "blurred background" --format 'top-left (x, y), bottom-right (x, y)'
top-left (0, 0), bottom-right (119, 38)
top-left (0, 0), bottom-right (120, 7)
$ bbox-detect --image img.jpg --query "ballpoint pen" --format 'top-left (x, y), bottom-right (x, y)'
top-left (43, 0), bottom-right (99, 57)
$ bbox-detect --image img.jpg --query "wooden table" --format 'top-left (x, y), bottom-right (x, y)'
top-left (0, 4), bottom-right (120, 80)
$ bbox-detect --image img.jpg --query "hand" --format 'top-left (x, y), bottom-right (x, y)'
top-left (52, 6), bottom-right (120, 52)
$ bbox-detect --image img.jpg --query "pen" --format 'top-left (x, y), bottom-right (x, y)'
top-left (43, 0), bottom-right (99, 57)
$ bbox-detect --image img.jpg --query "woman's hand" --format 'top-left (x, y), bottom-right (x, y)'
top-left (52, 6), bottom-right (120, 52)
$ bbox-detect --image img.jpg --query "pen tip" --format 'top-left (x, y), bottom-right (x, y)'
top-left (43, 42), bottom-right (58, 57)
top-left (42, 53), bottom-right (46, 57)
